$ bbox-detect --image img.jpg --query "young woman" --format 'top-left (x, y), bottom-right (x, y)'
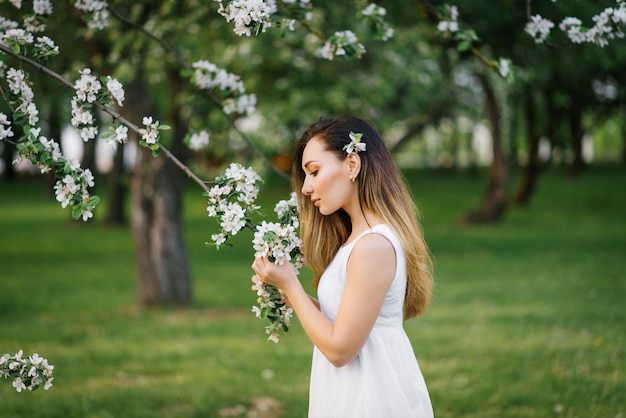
top-left (252, 116), bottom-right (434, 417)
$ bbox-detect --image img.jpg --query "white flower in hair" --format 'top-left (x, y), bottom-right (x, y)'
top-left (343, 132), bottom-right (366, 154)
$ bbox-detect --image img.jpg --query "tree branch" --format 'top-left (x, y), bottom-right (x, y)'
top-left (0, 43), bottom-right (211, 193)
top-left (107, 5), bottom-right (290, 180)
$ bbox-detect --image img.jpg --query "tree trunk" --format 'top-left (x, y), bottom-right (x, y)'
top-left (513, 88), bottom-right (541, 206)
top-left (45, 101), bottom-right (64, 198)
top-left (388, 102), bottom-right (448, 153)
top-left (124, 77), bottom-right (191, 306)
top-left (1, 139), bottom-right (16, 181)
top-left (81, 110), bottom-right (99, 173)
top-left (568, 103), bottom-right (585, 179)
top-left (105, 143), bottom-right (128, 225)
top-left (462, 73), bottom-right (508, 223)
top-left (623, 120), bottom-right (626, 165)
top-left (132, 147), bottom-right (191, 305)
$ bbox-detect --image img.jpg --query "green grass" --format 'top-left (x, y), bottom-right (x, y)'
top-left (1, 165), bottom-right (624, 417)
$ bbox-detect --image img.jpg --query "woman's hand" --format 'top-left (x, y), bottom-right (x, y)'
top-left (251, 257), bottom-right (298, 292)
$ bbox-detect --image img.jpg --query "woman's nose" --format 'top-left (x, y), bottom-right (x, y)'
top-left (301, 178), bottom-right (312, 195)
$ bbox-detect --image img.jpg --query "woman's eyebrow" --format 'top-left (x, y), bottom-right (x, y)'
top-left (303, 160), bottom-right (317, 170)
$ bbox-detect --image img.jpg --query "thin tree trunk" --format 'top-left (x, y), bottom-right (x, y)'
top-left (513, 88), bottom-right (541, 206)
top-left (462, 73), bottom-right (508, 223)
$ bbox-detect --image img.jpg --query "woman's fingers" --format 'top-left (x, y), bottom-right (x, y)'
top-left (252, 258), bottom-right (270, 284)
top-left (251, 256), bottom-right (264, 273)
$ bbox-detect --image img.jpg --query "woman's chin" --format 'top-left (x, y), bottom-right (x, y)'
top-left (318, 206), bottom-right (338, 216)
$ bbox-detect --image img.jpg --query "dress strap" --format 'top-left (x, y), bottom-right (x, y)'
top-left (343, 224), bottom-right (391, 249)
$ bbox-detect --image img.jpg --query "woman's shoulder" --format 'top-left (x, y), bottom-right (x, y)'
top-left (350, 226), bottom-right (397, 261)
top-left (346, 228), bottom-right (397, 281)
top-left (368, 224), bottom-right (401, 248)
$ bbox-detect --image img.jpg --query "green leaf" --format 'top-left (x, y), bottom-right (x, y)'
top-left (457, 41), bottom-right (471, 52)
top-left (71, 205), bottom-right (82, 220)
top-left (87, 195), bottom-right (100, 206)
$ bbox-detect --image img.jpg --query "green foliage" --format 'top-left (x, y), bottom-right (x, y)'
top-left (1, 165), bottom-right (624, 417)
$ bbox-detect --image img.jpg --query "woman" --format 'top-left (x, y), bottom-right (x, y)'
top-left (252, 116), bottom-right (434, 417)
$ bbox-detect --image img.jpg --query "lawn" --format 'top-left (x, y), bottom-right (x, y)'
top-left (0, 164), bottom-right (624, 417)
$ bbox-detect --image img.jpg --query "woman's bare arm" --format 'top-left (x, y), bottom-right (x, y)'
top-left (252, 233), bottom-right (395, 367)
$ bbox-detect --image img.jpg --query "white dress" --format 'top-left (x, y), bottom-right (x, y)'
top-left (308, 224), bottom-right (434, 418)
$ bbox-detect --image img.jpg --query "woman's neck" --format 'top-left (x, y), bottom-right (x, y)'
top-left (349, 211), bottom-right (383, 236)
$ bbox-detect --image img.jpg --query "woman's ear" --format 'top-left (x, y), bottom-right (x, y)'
top-left (346, 152), bottom-right (361, 178)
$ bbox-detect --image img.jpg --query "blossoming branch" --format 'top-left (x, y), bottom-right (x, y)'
top-left (1, 351), bottom-right (54, 393)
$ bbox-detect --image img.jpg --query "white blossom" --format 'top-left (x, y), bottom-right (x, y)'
top-left (74, 68), bottom-right (101, 103)
top-left (318, 30), bottom-right (365, 60)
top-left (1, 351), bottom-right (55, 392)
top-left (188, 130), bottom-right (210, 150)
top-left (6, 68), bottom-right (38, 125)
top-left (71, 97), bottom-right (94, 127)
top-left (0, 17), bottom-right (19, 31)
top-left (498, 58), bottom-right (511, 78)
top-left (525, 15), bottom-right (555, 43)
top-left (437, 5), bottom-right (459, 33)
top-left (223, 94), bottom-right (257, 116)
top-left (529, 2), bottom-right (626, 46)
top-left (39, 136), bottom-right (62, 162)
top-left (211, 233), bottom-right (227, 248)
top-left (1, 28), bottom-right (33, 45)
top-left (25, 102), bottom-right (38, 125)
top-left (79, 126), bottom-right (98, 142)
top-left (105, 76), bottom-right (125, 106)
top-left (73, 0), bottom-right (109, 29)
top-left (191, 60), bottom-right (245, 92)
top-left (35, 36), bottom-right (58, 54)
top-left (220, 202), bottom-right (247, 234)
top-left (362, 3), bottom-right (386, 17)
top-left (23, 16), bottom-right (46, 33)
top-left (102, 124), bottom-right (129, 148)
top-left (214, 0), bottom-right (277, 37)
top-left (82, 168), bottom-right (95, 187)
top-left (33, 0), bottom-right (52, 15)
top-left (252, 221), bottom-right (302, 265)
top-left (0, 113), bottom-right (14, 140)
top-left (139, 116), bottom-right (160, 145)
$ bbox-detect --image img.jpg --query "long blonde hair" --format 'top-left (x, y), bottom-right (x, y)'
top-left (293, 116), bottom-right (433, 318)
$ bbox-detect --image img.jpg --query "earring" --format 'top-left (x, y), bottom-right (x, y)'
top-left (351, 176), bottom-right (356, 183)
